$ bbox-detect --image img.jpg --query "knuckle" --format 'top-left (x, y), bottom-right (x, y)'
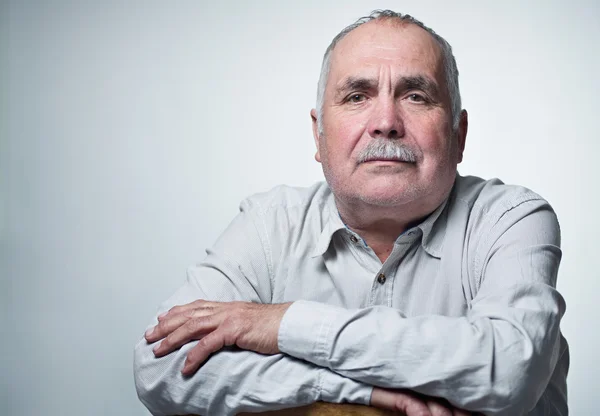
top-left (187, 345), bottom-right (199, 360)
top-left (162, 320), bottom-right (175, 333)
top-left (395, 396), bottom-right (410, 411)
top-left (222, 318), bottom-right (242, 340)
top-left (186, 317), bottom-right (204, 334)
top-left (161, 335), bottom-right (172, 348)
top-left (428, 403), bottom-right (451, 416)
top-left (165, 332), bottom-right (180, 346)
top-left (222, 315), bottom-right (235, 328)
top-left (158, 320), bottom-right (169, 330)
top-left (198, 335), bottom-right (212, 348)
top-left (226, 314), bottom-right (244, 331)
top-left (184, 319), bottom-right (198, 334)
top-left (404, 400), bottom-right (429, 416)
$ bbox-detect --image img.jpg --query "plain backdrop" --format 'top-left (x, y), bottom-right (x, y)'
top-left (2, 1), bottom-right (599, 415)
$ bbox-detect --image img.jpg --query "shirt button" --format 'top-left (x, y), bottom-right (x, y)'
top-left (377, 273), bottom-right (386, 284)
top-left (349, 235), bottom-right (359, 244)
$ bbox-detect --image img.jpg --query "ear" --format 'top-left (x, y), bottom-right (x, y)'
top-left (310, 108), bottom-right (322, 163)
top-left (456, 109), bottom-right (468, 164)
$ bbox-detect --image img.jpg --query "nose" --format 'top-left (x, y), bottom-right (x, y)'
top-left (367, 96), bottom-right (404, 139)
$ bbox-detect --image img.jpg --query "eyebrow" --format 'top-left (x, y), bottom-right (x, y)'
top-left (335, 77), bottom-right (378, 99)
top-left (400, 75), bottom-right (440, 97)
top-left (334, 74), bottom-right (440, 99)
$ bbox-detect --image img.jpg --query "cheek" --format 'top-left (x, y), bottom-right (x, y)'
top-left (324, 116), bottom-right (365, 156)
top-left (413, 116), bottom-right (453, 154)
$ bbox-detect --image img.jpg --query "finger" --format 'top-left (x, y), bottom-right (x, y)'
top-left (370, 388), bottom-right (432, 416)
top-left (153, 315), bottom-right (218, 357)
top-left (426, 400), bottom-right (452, 416)
top-left (182, 329), bottom-right (228, 375)
top-left (403, 398), bottom-right (433, 416)
top-left (146, 307), bottom-right (215, 342)
top-left (160, 299), bottom-right (228, 321)
top-left (146, 313), bottom-right (190, 342)
top-left (394, 392), bottom-right (432, 416)
top-left (160, 299), bottom-right (210, 320)
top-left (370, 388), bottom-right (398, 410)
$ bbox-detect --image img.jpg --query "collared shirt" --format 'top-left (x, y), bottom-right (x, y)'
top-left (134, 174), bottom-right (569, 416)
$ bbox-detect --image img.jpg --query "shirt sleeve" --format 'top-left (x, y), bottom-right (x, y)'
top-left (278, 198), bottom-right (565, 416)
top-left (133, 199), bottom-right (372, 416)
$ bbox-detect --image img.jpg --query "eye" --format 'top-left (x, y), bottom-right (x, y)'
top-left (347, 93), bottom-right (367, 103)
top-left (407, 93), bottom-right (427, 103)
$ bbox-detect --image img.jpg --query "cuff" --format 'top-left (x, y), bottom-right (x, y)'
top-left (319, 367), bottom-right (373, 405)
top-left (278, 300), bottom-right (346, 367)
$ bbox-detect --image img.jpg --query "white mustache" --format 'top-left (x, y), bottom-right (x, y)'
top-left (357, 139), bottom-right (418, 163)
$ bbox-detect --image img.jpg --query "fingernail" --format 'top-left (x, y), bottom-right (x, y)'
top-left (153, 343), bottom-right (161, 354)
top-left (145, 327), bottom-right (155, 338)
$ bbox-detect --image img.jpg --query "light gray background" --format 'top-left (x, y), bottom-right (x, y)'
top-left (2, 1), bottom-right (598, 415)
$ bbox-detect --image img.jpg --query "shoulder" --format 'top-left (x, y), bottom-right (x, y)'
top-left (453, 174), bottom-right (550, 215)
top-left (452, 174), bottom-right (560, 250)
top-left (235, 182), bottom-right (333, 259)
top-left (235, 183), bottom-right (333, 241)
top-left (453, 174), bottom-right (559, 234)
top-left (239, 182), bottom-right (332, 216)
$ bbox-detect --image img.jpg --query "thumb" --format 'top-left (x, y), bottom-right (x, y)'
top-left (371, 388), bottom-right (431, 416)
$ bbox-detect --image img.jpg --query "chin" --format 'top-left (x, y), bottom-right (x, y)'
top-left (357, 185), bottom-right (420, 207)
top-left (358, 194), bottom-right (410, 207)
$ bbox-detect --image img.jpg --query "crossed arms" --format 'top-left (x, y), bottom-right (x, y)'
top-left (133, 195), bottom-right (566, 416)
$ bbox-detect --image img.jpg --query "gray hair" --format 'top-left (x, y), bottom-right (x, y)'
top-left (316, 10), bottom-right (462, 132)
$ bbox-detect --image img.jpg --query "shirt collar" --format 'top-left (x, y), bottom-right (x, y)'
top-left (310, 191), bottom-right (346, 258)
top-left (310, 180), bottom-right (455, 259)
top-left (413, 194), bottom-right (449, 258)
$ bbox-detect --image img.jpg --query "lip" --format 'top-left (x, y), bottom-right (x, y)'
top-left (362, 159), bottom-right (415, 164)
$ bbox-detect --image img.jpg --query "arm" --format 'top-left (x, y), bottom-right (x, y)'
top-left (134, 278), bottom-right (371, 416)
top-left (133, 202), bottom-right (372, 416)
top-left (278, 200), bottom-right (565, 415)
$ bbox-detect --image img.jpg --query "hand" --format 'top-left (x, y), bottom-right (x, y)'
top-left (144, 299), bottom-right (292, 375)
top-left (371, 388), bottom-right (472, 416)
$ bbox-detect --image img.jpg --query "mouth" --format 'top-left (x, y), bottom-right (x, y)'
top-left (362, 158), bottom-right (416, 164)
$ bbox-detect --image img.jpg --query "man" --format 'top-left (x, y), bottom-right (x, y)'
top-left (134, 10), bottom-right (568, 416)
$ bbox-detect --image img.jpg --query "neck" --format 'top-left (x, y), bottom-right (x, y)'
top-left (335, 196), bottom-right (443, 263)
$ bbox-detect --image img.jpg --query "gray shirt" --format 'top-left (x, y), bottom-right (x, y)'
top-left (134, 174), bottom-right (568, 416)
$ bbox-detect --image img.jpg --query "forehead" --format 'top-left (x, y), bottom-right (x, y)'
top-left (329, 20), bottom-right (444, 87)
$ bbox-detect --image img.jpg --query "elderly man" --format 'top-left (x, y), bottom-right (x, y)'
top-left (134, 10), bottom-right (568, 416)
